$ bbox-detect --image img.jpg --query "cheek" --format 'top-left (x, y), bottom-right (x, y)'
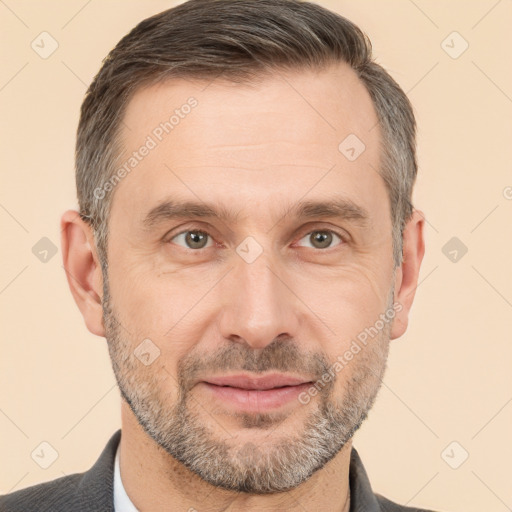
top-left (107, 268), bottom-right (217, 378)
top-left (295, 263), bottom-right (391, 332)
top-left (288, 266), bottom-right (393, 387)
top-left (107, 255), bottom-right (188, 331)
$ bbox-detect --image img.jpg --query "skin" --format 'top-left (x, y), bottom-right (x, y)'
top-left (61, 62), bottom-right (425, 511)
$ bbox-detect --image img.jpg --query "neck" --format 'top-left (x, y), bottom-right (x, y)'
top-left (119, 402), bottom-right (352, 512)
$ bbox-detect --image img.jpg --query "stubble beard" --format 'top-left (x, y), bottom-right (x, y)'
top-left (102, 282), bottom-right (392, 494)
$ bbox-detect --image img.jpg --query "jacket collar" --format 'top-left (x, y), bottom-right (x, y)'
top-left (76, 429), bottom-right (120, 511)
top-left (348, 446), bottom-right (382, 511)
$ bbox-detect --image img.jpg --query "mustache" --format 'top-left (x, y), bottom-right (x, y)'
top-left (176, 336), bottom-right (333, 392)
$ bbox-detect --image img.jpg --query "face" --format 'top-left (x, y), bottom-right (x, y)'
top-left (102, 63), bottom-right (398, 493)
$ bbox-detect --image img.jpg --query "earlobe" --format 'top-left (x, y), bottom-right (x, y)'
top-left (61, 210), bottom-right (106, 337)
top-left (390, 209), bottom-right (425, 340)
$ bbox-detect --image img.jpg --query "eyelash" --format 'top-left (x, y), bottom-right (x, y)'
top-left (166, 226), bottom-right (348, 252)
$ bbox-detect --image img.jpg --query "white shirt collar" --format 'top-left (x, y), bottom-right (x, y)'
top-left (113, 441), bottom-right (139, 512)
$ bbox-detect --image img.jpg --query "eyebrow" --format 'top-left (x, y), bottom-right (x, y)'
top-left (142, 196), bottom-right (370, 229)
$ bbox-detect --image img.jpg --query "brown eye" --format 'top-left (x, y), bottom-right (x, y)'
top-left (297, 230), bottom-right (343, 250)
top-left (171, 230), bottom-right (212, 250)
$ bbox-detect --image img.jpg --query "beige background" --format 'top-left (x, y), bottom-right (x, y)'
top-left (1, 1), bottom-right (511, 511)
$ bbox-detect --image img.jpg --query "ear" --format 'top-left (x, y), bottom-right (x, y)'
top-left (390, 209), bottom-right (425, 340)
top-left (61, 210), bottom-right (105, 337)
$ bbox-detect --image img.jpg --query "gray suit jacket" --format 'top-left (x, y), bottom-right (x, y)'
top-left (0, 429), bottom-right (439, 511)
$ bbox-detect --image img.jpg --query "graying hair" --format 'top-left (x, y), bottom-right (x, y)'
top-left (76, 0), bottom-right (417, 271)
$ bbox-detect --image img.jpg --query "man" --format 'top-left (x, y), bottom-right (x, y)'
top-left (0, 0), bottom-right (437, 510)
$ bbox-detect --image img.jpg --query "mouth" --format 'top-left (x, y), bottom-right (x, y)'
top-left (198, 374), bottom-right (314, 413)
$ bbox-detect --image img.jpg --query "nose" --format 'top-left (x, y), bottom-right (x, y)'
top-left (218, 251), bottom-right (301, 350)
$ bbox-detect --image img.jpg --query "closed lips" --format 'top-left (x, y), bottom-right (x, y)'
top-left (202, 374), bottom-right (313, 390)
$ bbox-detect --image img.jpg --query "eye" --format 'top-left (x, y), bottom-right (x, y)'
top-left (170, 230), bottom-right (214, 250)
top-left (296, 229), bottom-right (344, 250)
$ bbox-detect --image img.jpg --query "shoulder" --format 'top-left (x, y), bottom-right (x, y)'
top-left (376, 493), bottom-right (441, 512)
top-left (0, 429), bottom-right (121, 512)
top-left (0, 472), bottom-right (84, 512)
top-left (349, 446), bottom-right (445, 512)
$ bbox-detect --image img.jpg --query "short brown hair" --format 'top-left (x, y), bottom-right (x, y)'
top-left (76, 0), bottom-right (417, 270)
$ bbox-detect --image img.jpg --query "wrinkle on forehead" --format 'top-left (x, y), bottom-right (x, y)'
top-left (110, 62), bottom-right (388, 246)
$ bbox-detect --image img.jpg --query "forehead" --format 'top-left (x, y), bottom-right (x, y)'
top-left (112, 63), bottom-right (385, 226)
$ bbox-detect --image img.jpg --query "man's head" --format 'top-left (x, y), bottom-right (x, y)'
top-left (62, 0), bottom-right (424, 495)
top-left (76, 0), bottom-right (417, 270)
